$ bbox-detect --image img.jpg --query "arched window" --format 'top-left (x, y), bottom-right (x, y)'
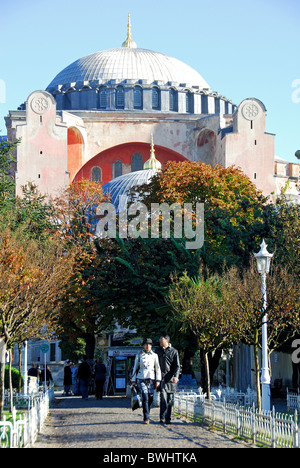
top-left (91, 166), bottom-right (102, 182)
top-left (169, 89), bottom-right (178, 111)
top-left (114, 160), bottom-right (122, 178)
top-left (201, 94), bottom-right (208, 114)
top-left (99, 87), bottom-right (107, 109)
top-left (134, 86), bottom-right (143, 109)
top-left (152, 87), bottom-right (160, 110)
top-left (132, 153), bottom-right (143, 172)
top-left (116, 86), bottom-right (125, 109)
top-left (186, 92), bottom-right (193, 113)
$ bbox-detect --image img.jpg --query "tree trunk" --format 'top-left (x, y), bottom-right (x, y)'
top-left (84, 333), bottom-right (95, 360)
top-left (8, 349), bottom-right (13, 414)
top-left (18, 343), bottom-right (22, 393)
top-left (200, 349), bottom-right (222, 394)
top-left (209, 349), bottom-right (222, 384)
top-left (204, 352), bottom-right (211, 400)
top-left (254, 330), bottom-right (261, 411)
top-left (0, 339), bottom-right (7, 420)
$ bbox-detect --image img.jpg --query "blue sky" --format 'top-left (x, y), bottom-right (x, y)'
top-left (1, 0), bottom-right (299, 162)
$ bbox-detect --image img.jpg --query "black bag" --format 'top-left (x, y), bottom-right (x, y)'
top-left (131, 386), bottom-right (142, 411)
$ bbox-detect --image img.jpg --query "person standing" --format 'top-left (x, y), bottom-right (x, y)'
top-left (28, 363), bottom-right (38, 378)
top-left (94, 358), bottom-right (107, 400)
top-left (77, 355), bottom-right (91, 400)
top-left (131, 338), bottom-right (161, 424)
top-left (63, 361), bottom-right (73, 396)
top-left (41, 365), bottom-right (53, 387)
top-left (156, 333), bottom-right (180, 425)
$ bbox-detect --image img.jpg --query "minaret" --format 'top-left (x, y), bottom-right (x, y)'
top-left (143, 135), bottom-right (162, 171)
top-left (122, 14), bottom-right (137, 49)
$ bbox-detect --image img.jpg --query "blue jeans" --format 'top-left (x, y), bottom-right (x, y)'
top-left (137, 379), bottom-right (154, 421)
top-left (160, 387), bottom-right (174, 423)
top-left (80, 379), bottom-right (89, 399)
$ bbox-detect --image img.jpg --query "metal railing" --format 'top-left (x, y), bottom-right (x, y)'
top-left (173, 393), bottom-right (299, 448)
top-left (0, 386), bottom-right (54, 448)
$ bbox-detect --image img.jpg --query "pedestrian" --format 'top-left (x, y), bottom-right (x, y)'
top-left (63, 360), bottom-right (73, 396)
top-left (94, 357), bottom-right (107, 400)
top-left (41, 365), bottom-right (54, 387)
top-left (72, 363), bottom-right (80, 395)
top-left (77, 355), bottom-right (91, 400)
top-left (36, 364), bottom-right (42, 386)
top-left (28, 362), bottom-right (39, 392)
top-left (156, 333), bottom-right (180, 425)
top-left (28, 363), bottom-right (38, 377)
top-left (131, 338), bottom-right (161, 424)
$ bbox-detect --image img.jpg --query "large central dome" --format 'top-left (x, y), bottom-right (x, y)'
top-left (43, 17), bottom-right (231, 115)
top-left (46, 47), bottom-right (210, 91)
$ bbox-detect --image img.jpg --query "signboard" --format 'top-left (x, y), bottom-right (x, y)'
top-left (40, 343), bottom-right (50, 354)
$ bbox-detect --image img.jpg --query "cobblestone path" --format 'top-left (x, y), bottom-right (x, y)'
top-left (34, 394), bottom-right (254, 449)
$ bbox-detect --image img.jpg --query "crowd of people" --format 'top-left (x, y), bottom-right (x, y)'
top-left (63, 356), bottom-right (107, 400)
top-left (28, 363), bottom-right (54, 387)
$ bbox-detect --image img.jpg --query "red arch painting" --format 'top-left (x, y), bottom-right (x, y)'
top-left (73, 142), bottom-right (188, 185)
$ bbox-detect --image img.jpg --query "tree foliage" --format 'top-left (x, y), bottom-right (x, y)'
top-left (134, 161), bottom-right (269, 270)
top-left (168, 269), bottom-right (245, 398)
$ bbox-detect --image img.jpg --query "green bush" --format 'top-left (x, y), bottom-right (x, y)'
top-left (4, 365), bottom-right (24, 390)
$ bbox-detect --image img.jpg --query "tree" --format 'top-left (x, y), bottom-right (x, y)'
top-left (266, 190), bottom-right (300, 276)
top-left (226, 260), bottom-right (300, 410)
top-left (168, 269), bottom-right (245, 399)
top-left (134, 161), bottom-right (269, 270)
top-left (54, 180), bottom-right (106, 359)
top-left (92, 236), bottom-right (202, 350)
top-left (0, 226), bottom-right (74, 419)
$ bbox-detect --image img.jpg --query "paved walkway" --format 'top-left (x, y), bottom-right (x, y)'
top-left (34, 393), bottom-right (255, 449)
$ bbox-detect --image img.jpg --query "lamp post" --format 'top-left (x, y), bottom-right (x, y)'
top-left (254, 239), bottom-right (273, 412)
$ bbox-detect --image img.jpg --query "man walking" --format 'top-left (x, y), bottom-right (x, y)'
top-left (77, 356), bottom-right (91, 400)
top-left (156, 333), bottom-right (180, 424)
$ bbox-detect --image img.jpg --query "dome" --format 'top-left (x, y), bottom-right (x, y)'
top-left (102, 169), bottom-right (158, 212)
top-left (46, 47), bottom-right (210, 91)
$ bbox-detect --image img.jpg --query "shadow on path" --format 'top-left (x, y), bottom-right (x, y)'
top-left (34, 393), bottom-right (254, 449)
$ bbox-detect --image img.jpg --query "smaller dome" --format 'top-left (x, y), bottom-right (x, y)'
top-left (102, 169), bottom-right (158, 212)
top-left (143, 136), bottom-right (162, 171)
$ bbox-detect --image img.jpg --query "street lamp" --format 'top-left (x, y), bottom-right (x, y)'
top-left (254, 239), bottom-right (274, 412)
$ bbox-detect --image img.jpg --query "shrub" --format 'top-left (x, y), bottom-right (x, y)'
top-left (4, 365), bottom-right (24, 390)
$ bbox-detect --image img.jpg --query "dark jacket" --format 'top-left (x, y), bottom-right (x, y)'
top-left (156, 345), bottom-right (180, 393)
top-left (64, 365), bottom-right (73, 386)
top-left (94, 363), bottom-right (106, 381)
top-left (77, 361), bottom-right (91, 380)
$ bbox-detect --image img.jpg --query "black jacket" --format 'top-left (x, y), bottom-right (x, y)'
top-left (156, 345), bottom-right (180, 393)
top-left (94, 363), bottom-right (106, 381)
top-left (78, 361), bottom-right (91, 380)
top-left (64, 366), bottom-right (73, 386)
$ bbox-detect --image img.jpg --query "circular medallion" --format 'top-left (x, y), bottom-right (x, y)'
top-left (31, 95), bottom-right (49, 114)
top-left (242, 102), bottom-right (259, 120)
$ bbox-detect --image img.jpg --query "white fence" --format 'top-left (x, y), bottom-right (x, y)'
top-left (287, 390), bottom-right (300, 412)
top-left (176, 386), bottom-right (257, 406)
top-left (0, 386), bottom-right (54, 448)
top-left (173, 393), bottom-right (299, 449)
